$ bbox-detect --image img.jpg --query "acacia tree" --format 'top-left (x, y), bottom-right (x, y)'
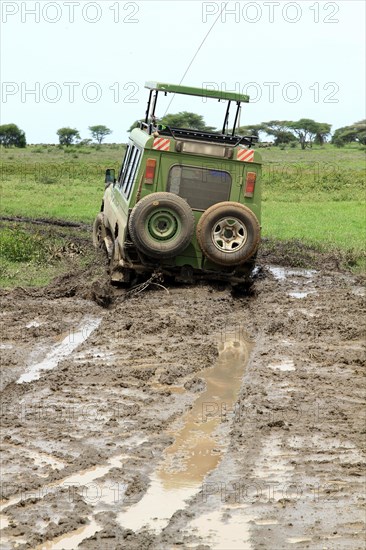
top-left (0, 124), bottom-right (26, 148)
top-left (261, 121), bottom-right (297, 146)
top-left (287, 119), bottom-right (331, 149)
top-left (128, 112), bottom-right (216, 132)
top-left (160, 112), bottom-right (216, 132)
top-left (89, 125), bottom-right (112, 144)
top-left (314, 123), bottom-right (332, 145)
top-left (262, 119), bottom-right (331, 148)
top-left (332, 120), bottom-right (366, 147)
top-left (57, 127), bottom-right (80, 146)
top-left (237, 124), bottom-right (264, 139)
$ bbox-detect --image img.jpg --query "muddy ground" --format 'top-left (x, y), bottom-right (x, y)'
top-left (0, 242), bottom-right (365, 549)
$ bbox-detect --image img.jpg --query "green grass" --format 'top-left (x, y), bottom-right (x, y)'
top-left (262, 201), bottom-right (365, 251)
top-left (1, 143), bottom-right (124, 222)
top-left (258, 143), bottom-right (366, 270)
top-left (0, 142), bottom-right (365, 284)
top-left (0, 222), bottom-right (96, 287)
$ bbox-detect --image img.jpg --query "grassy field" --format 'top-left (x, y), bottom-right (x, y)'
top-left (0, 142), bottom-right (365, 286)
top-left (260, 144), bottom-right (365, 259)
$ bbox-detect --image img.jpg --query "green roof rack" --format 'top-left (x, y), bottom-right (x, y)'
top-left (145, 81), bottom-right (249, 103)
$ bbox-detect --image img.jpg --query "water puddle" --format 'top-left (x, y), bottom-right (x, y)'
top-left (268, 359), bottom-right (296, 372)
top-left (27, 450), bottom-right (66, 471)
top-left (0, 513), bottom-right (10, 529)
top-left (187, 509), bottom-right (255, 550)
top-left (268, 266), bottom-right (317, 281)
top-left (34, 518), bottom-right (102, 550)
top-left (0, 454), bottom-right (128, 514)
top-left (253, 518), bottom-right (279, 525)
top-left (289, 290), bottom-right (317, 299)
top-left (150, 382), bottom-right (186, 394)
top-left (253, 435), bottom-right (295, 484)
top-left (352, 286), bottom-right (365, 296)
top-left (287, 536), bottom-right (312, 544)
top-left (118, 332), bottom-right (252, 533)
top-left (25, 320), bottom-right (41, 328)
top-left (17, 316), bottom-right (101, 383)
top-left (0, 535), bottom-right (27, 548)
top-left (73, 349), bottom-right (115, 363)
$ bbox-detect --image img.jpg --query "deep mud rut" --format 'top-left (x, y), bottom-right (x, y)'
top-left (0, 262), bottom-right (365, 550)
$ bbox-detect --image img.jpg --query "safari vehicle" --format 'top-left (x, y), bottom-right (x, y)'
top-left (93, 81), bottom-right (262, 285)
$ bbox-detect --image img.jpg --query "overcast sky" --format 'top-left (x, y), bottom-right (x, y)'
top-left (1, 0), bottom-right (365, 143)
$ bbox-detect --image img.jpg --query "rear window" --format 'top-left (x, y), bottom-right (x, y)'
top-left (167, 165), bottom-right (231, 210)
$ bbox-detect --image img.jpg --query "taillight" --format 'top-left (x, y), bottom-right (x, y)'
top-left (144, 159), bottom-right (156, 184)
top-left (245, 171), bottom-right (256, 198)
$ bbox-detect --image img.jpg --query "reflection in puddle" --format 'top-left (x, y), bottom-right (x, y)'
top-left (34, 518), bottom-right (102, 550)
top-left (118, 332), bottom-right (252, 533)
top-left (17, 317), bottom-right (102, 383)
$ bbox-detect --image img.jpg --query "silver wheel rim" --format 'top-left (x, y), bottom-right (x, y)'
top-left (212, 217), bottom-right (248, 253)
top-left (96, 224), bottom-right (103, 243)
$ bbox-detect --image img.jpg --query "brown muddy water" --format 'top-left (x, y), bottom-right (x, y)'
top-left (117, 332), bottom-right (252, 533)
top-left (0, 264), bottom-right (365, 549)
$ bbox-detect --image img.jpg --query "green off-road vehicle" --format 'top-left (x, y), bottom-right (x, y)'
top-left (93, 82), bottom-right (262, 285)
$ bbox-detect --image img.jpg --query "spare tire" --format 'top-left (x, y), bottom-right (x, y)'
top-left (128, 192), bottom-right (195, 259)
top-left (196, 202), bottom-right (260, 266)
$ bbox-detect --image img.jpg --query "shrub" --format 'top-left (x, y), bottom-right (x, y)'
top-left (0, 228), bottom-right (47, 262)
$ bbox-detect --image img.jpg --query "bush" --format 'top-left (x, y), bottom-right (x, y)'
top-left (1, 228), bottom-right (47, 262)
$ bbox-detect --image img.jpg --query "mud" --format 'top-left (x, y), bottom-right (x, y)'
top-left (0, 252), bottom-right (365, 549)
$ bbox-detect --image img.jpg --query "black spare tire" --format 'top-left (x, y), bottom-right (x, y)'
top-left (128, 192), bottom-right (195, 259)
top-left (196, 202), bottom-right (260, 266)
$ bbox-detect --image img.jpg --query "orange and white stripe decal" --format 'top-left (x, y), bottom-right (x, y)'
top-left (153, 138), bottom-right (170, 151)
top-left (237, 148), bottom-right (254, 162)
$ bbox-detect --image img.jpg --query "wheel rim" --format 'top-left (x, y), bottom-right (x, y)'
top-left (147, 209), bottom-right (180, 241)
top-left (211, 217), bottom-right (248, 253)
top-left (96, 223), bottom-right (104, 244)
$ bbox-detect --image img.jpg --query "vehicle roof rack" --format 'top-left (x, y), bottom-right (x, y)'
top-left (157, 125), bottom-right (257, 147)
top-left (145, 81), bottom-right (249, 103)
top-left (142, 81), bottom-right (252, 139)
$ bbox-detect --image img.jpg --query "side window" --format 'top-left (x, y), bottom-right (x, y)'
top-left (118, 145), bottom-right (130, 186)
top-left (122, 146), bottom-right (142, 199)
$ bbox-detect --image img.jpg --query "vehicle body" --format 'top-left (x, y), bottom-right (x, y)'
top-left (93, 82), bottom-right (262, 285)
